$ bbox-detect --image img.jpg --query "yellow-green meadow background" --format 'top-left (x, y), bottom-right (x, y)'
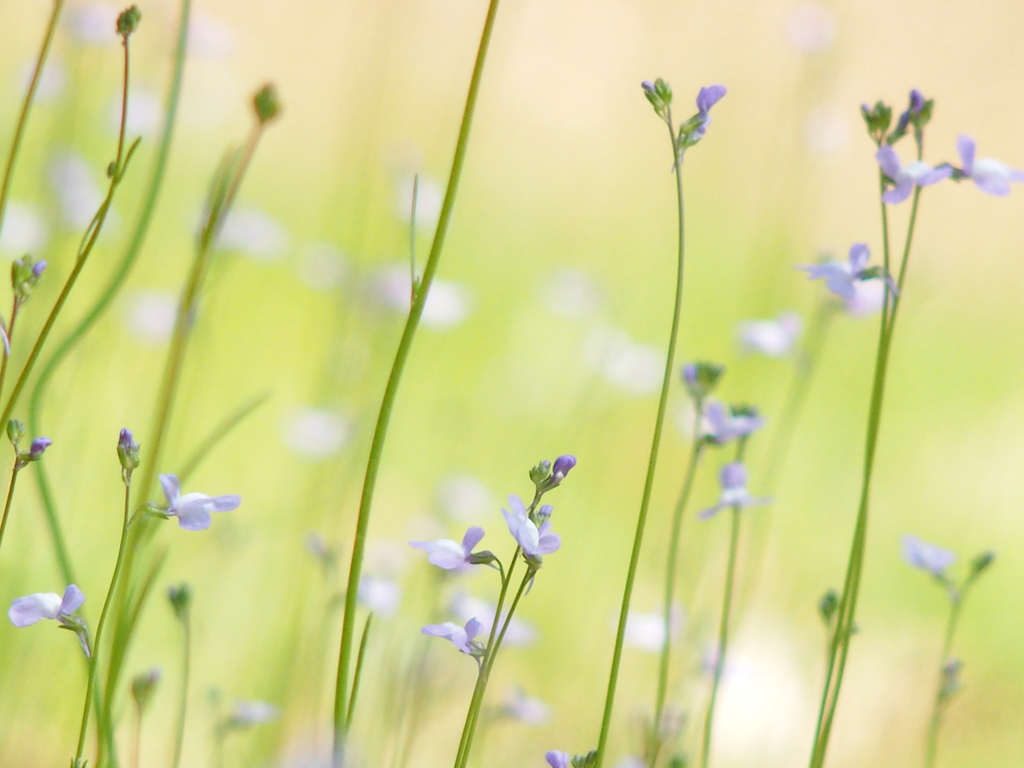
top-left (1, 0), bottom-right (1022, 766)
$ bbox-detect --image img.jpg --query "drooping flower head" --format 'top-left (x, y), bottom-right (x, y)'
top-left (159, 473), bottom-right (240, 531)
top-left (796, 243), bottom-right (896, 300)
top-left (901, 534), bottom-right (955, 577)
top-left (422, 617), bottom-right (484, 656)
top-left (678, 85), bottom-right (727, 150)
top-left (699, 462), bottom-right (771, 520)
top-left (8, 584), bottom-right (85, 627)
top-left (410, 526), bottom-right (487, 571)
top-left (956, 135), bottom-right (1024, 196)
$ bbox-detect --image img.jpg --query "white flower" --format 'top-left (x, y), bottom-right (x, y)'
top-left (737, 312), bottom-right (802, 357)
top-left (228, 700), bottom-right (279, 728)
top-left (0, 201), bottom-right (47, 254)
top-left (357, 576), bottom-right (400, 617)
top-left (216, 208), bottom-right (289, 261)
top-left (159, 474), bottom-right (240, 531)
top-left (281, 407), bottom-right (352, 459)
top-left (123, 290), bottom-right (177, 345)
top-left (49, 152), bottom-right (105, 229)
top-left (66, 4), bottom-right (119, 45)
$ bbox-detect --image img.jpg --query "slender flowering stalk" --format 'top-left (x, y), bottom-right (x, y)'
top-left (0, 425), bottom-right (51, 557)
top-left (0, 11), bottom-right (141, 432)
top-left (73, 432), bottom-right (139, 767)
top-left (331, 1), bottom-right (504, 760)
top-left (30, 0), bottom-right (193, 588)
top-left (809, 93), bottom-right (934, 768)
top-left (596, 81), bottom-right (726, 768)
top-left (648, 388), bottom-right (709, 766)
top-left (168, 584), bottom-right (193, 768)
top-left (0, 0), bottom-right (67, 241)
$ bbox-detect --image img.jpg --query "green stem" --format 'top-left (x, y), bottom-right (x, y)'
top-left (170, 608), bottom-right (192, 768)
top-left (453, 551), bottom-right (519, 768)
top-left (331, 0), bottom-right (503, 759)
top-left (455, 567), bottom-right (532, 768)
top-left (0, 298), bottom-right (20, 403)
top-left (345, 613), bottom-right (374, 732)
top-left (923, 597), bottom-right (963, 768)
top-left (649, 415), bottom-right (704, 767)
top-left (808, 182), bottom-right (923, 768)
top-left (595, 109), bottom-right (688, 768)
top-left (29, 0), bottom-right (193, 588)
top-left (698, 439), bottom-right (748, 768)
top-left (0, 0), bottom-right (67, 240)
top-left (0, 458), bottom-right (21, 560)
top-left (74, 479), bottom-right (133, 765)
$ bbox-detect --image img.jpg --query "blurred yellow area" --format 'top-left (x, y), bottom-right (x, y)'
top-left (1, 1), bottom-right (1023, 767)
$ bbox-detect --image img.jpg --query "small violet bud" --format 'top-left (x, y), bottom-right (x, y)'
top-left (32, 260), bottom-right (46, 278)
top-left (117, 428), bottom-right (141, 478)
top-left (546, 751), bottom-right (571, 768)
top-left (641, 78), bottom-right (673, 119)
top-left (21, 436), bottom-right (52, 464)
top-left (551, 454), bottom-right (577, 484)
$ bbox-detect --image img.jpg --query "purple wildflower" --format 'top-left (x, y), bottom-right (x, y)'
top-left (737, 312), bottom-right (802, 357)
top-left (703, 401), bottom-right (763, 443)
top-left (8, 584), bottom-right (85, 627)
top-left (699, 462), bottom-right (770, 520)
top-left (422, 617), bottom-right (483, 655)
top-left (797, 243), bottom-right (896, 300)
top-left (902, 535), bottom-right (955, 576)
top-left (957, 135), bottom-right (1024, 196)
top-left (159, 473), bottom-right (240, 531)
top-left (546, 752), bottom-right (571, 768)
top-left (410, 526), bottom-right (486, 570)
top-left (876, 145), bottom-right (951, 204)
top-left (502, 495), bottom-right (561, 557)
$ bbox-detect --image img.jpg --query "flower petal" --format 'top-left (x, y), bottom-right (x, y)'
top-left (8, 592), bottom-right (62, 626)
top-left (159, 473), bottom-right (181, 506)
top-left (461, 525), bottom-right (485, 552)
top-left (175, 501), bottom-right (213, 531)
top-left (956, 135), bottom-right (975, 175)
top-left (875, 145), bottom-right (901, 179)
top-left (209, 493), bottom-right (241, 511)
top-left (58, 584), bottom-right (86, 615)
top-left (696, 84), bottom-right (727, 113)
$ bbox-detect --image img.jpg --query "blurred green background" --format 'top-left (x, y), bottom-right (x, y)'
top-left (1, 0), bottom-right (1023, 766)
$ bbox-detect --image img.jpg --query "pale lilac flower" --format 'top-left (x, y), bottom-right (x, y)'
top-left (703, 401), bottom-right (763, 443)
top-left (797, 243), bottom-right (893, 301)
top-left (227, 700), bottom-right (279, 728)
top-left (546, 751), bottom-right (571, 768)
top-left (357, 576), bottom-right (401, 617)
top-left (957, 135), bottom-right (1024, 196)
top-left (700, 463), bottom-right (770, 520)
top-left (876, 145), bottom-right (951, 204)
top-left (498, 687), bottom-right (550, 725)
top-left (9, 584), bottom-right (84, 627)
top-left (902, 535), bottom-right (955, 576)
top-left (844, 279), bottom-right (886, 317)
top-left (159, 473), bottom-right (240, 531)
top-left (410, 526), bottom-right (485, 570)
top-left (422, 617), bottom-right (483, 655)
top-left (624, 606), bottom-right (683, 652)
top-left (282, 407), bottom-right (352, 459)
top-left (737, 312), bottom-right (803, 357)
top-left (584, 326), bottom-right (663, 395)
top-left (502, 495), bottom-right (561, 557)
top-left (689, 85), bottom-right (727, 141)
top-left (452, 592), bottom-right (537, 646)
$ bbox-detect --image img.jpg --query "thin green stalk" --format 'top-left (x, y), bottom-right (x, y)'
top-left (331, 0), bottom-right (503, 759)
top-left (0, 30), bottom-right (140, 430)
top-left (455, 567), bottom-right (532, 768)
top-left (74, 480), bottom-right (134, 765)
top-left (923, 591), bottom-right (963, 768)
top-left (345, 613), bottom-right (374, 732)
top-left (0, 0), bottom-right (67, 239)
top-left (453, 551), bottom-right (519, 768)
top-left (0, 456), bottom-right (22, 559)
top-left (595, 110), bottom-right (688, 768)
top-left (170, 608), bottom-right (192, 768)
top-left (0, 297), bottom-right (20, 402)
top-left (176, 392), bottom-right (270, 484)
top-left (698, 439), bottom-right (748, 768)
top-left (808, 182), bottom-right (923, 768)
top-left (648, 414), bottom-right (705, 767)
top-left (30, 0), bottom-right (193, 588)
top-left (132, 704), bottom-right (143, 768)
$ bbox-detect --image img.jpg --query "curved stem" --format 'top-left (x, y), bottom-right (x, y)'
top-left (73, 480), bottom-right (133, 764)
top-left (923, 597), bottom-right (963, 768)
top-left (0, 458), bottom-right (21, 560)
top-left (0, 0), bottom-right (67, 240)
top-left (170, 607), bottom-right (192, 768)
top-left (331, 0), bottom-right (503, 759)
top-left (649, 421), bottom-right (704, 766)
top-left (29, 0), bottom-right (193, 588)
top-left (595, 112), bottom-right (687, 768)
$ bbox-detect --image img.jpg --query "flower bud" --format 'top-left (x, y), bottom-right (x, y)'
top-left (681, 361), bottom-right (725, 400)
top-left (131, 668), bottom-right (161, 712)
top-left (116, 5), bottom-right (142, 37)
top-left (167, 583), bottom-right (192, 620)
top-left (969, 550), bottom-right (995, 578)
top-left (551, 454), bottom-right (576, 483)
top-left (6, 419), bottom-right (25, 447)
top-left (817, 588), bottom-right (839, 625)
top-left (26, 436), bottom-right (52, 460)
top-left (529, 459), bottom-right (552, 486)
top-left (641, 77), bottom-right (673, 119)
top-left (253, 84), bottom-right (282, 126)
top-left (117, 428), bottom-right (140, 472)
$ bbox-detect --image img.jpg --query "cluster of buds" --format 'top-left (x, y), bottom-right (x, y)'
top-left (11, 256), bottom-right (46, 309)
top-left (642, 79), bottom-right (727, 159)
top-left (530, 454), bottom-right (577, 494)
top-left (7, 419), bottom-right (51, 470)
top-left (117, 428), bottom-right (140, 485)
